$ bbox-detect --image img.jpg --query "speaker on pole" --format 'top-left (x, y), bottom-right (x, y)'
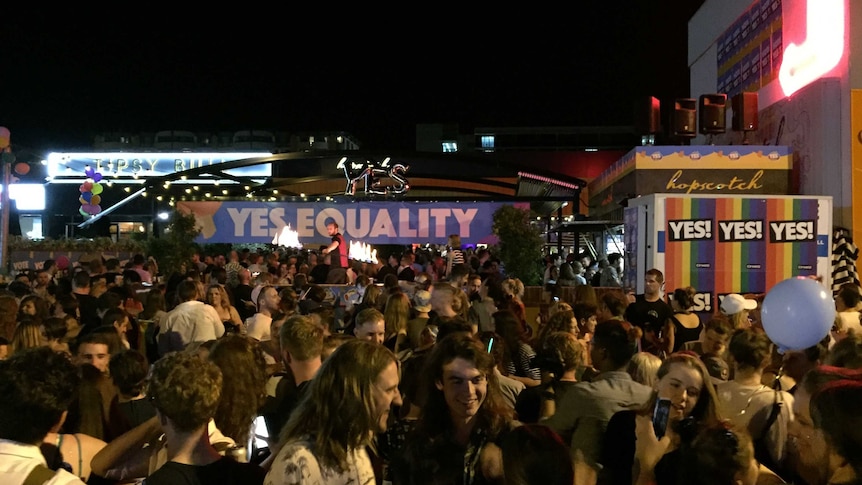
top-left (699, 94), bottom-right (727, 135)
top-left (635, 96), bottom-right (661, 145)
top-left (635, 96), bottom-right (661, 134)
top-left (731, 92), bottom-right (759, 131)
top-left (672, 98), bottom-right (697, 138)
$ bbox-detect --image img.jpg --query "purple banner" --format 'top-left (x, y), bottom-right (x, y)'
top-left (177, 201), bottom-right (517, 245)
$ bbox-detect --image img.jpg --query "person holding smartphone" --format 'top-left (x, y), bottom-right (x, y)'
top-left (599, 352), bottom-right (723, 485)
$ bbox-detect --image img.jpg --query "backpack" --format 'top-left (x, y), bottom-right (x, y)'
top-left (752, 390), bottom-right (785, 479)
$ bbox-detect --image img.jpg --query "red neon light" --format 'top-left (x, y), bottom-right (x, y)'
top-left (778, 0), bottom-right (845, 97)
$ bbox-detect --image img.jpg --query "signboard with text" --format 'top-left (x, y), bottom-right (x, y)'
top-left (625, 194), bottom-right (831, 314)
top-left (46, 152), bottom-right (273, 179)
top-left (588, 145), bottom-right (792, 220)
top-left (177, 201), bottom-right (515, 245)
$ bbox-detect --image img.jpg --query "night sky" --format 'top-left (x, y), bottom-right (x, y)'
top-left (2, 3), bottom-right (705, 155)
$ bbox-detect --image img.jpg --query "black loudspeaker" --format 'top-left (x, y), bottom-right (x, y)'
top-left (672, 98), bottom-right (697, 137)
top-left (699, 94), bottom-right (727, 134)
top-left (635, 96), bottom-right (661, 135)
top-left (732, 92), bottom-right (759, 131)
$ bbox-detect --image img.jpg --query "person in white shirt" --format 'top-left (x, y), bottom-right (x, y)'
top-left (835, 283), bottom-right (862, 336)
top-left (0, 346), bottom-right (87, 484)
top-left (158, 280), bottom-right (224, 356)
top-left (246, 285), bottom-right (280, 342)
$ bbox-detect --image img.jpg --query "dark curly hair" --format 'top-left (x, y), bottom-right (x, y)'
top-left (148, 351), bottom-right (222, 432)
top-left (0, 347), bottom-right (80, 443)
top-left (109, 349), bottom-right (150, 397)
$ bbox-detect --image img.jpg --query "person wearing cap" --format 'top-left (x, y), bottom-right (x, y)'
top-left (720, 293), bottom-right (759, 329)
top-left (701, 353), bottom-right (730, 384)
top-left (682, 316), bottom-right (734, 362)
top-left (406, 289), bottom-right (432, 350)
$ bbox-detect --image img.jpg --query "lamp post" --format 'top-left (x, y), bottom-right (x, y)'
top-left (0, 127), bottom-right (12, 276)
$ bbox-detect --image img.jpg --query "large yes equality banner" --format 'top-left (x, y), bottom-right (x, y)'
top-left (177, 201), bottom-right (517, 245)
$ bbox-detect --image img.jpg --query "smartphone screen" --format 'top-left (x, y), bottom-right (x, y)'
top-left (652, 398), bottom-right (672, 439)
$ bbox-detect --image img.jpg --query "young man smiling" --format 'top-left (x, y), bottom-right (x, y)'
top-left (392, 333), bottom-right (517, 485)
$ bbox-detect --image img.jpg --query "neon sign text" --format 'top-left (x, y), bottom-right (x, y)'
top-left (337, 157), bottom-right (410, 196)
top-left (778, 0), bottom-right (845, 97)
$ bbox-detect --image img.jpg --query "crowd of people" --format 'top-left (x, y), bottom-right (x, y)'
top-left (1, 240), bottom-right (862, 485)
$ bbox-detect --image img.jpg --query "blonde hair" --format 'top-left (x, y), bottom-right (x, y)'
top-left (11, 319), bottom-right (44, 354)
top-left (502, 278), bottom-right (525, 299)
top-left (627, 351), bottom-right (663, 387)
top-left (544, 331), bottom-right (586, 372)
top-left (547, 301), bottom-right (573, 318)
top-left (205, 284), bottom-right (232, 312)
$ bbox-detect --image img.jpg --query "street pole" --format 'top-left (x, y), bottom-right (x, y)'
top-left (0, 158), bottom-right (9, 275)
top-left (0, 127), bottom-right (11, 276)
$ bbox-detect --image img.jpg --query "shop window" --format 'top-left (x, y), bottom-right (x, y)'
top-left (18, 215), bottom-right (43, 240)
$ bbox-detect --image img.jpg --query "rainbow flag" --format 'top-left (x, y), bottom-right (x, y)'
top-left (662, 197), bottom-right (820, 296)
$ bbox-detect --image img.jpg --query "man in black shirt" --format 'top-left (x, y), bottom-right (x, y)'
top-left (71, 270), bottom-right (101, 335)
top-left (262, 315), bottom-right (323, 441)
top-left (233, 268), bottom-right (256, 323)
top-left (375, 253), bottom-right (398, 282)
top-left (624, 268), bottom-right (674, 357)
top-left (144, 351), bottom-right (265, 485)
top-left (308, 253), bottom-right (331, 285)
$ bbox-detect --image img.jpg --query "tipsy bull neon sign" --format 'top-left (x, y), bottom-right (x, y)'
top-left (337, 156), bottom-right (410, 196)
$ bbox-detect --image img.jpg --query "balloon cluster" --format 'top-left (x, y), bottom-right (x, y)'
top-left (79, 167), bottom-right (104, 217)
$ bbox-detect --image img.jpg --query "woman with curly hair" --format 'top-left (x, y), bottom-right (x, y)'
top-left (207, 334), bottom-right (269, 450)
top-left (534, 308), bottom-right (578, 351)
